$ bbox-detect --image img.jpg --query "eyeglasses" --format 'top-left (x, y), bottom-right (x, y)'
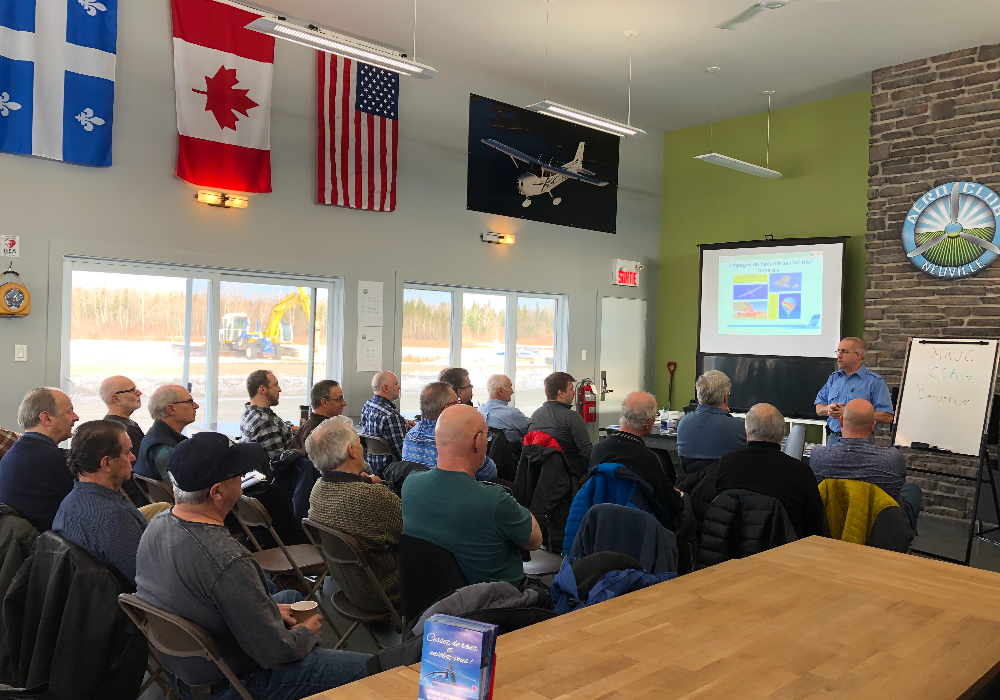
top-left (835, 350), bottom-right (861, 356)
top-left (456, 385), bottom-right (473, 391)
top-left (113, 387), bottom-right (140, 396)
top-left (169, 399), bottom-right (196, 406)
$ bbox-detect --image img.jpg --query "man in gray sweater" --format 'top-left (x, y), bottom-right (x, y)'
top-left (135, 432), bottom-right (368, 700)
top-left (527, 372), bottom-right (593, 478)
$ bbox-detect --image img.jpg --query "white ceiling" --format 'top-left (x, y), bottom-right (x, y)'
top-left (264, 0), bottom-right (1000, 133)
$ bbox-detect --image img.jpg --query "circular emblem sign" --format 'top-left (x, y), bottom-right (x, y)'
top-left (902, 181), bottom-right (1000, 279)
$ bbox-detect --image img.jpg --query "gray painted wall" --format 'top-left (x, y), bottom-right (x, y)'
top-left (0, 0), bottom-right (662, 430)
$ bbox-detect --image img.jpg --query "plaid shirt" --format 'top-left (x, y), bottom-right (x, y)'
top-left (360, 395), bottom-right (408, 476)
top-left (0, 428), bottom-right (19, 460)
top-left (240, 403), bottom-right (295, 462)
top-left (402, 419), bottom-right (497, 481)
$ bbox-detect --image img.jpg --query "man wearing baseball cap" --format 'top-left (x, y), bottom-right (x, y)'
top-left (135, 432), bottom-right (368, 700)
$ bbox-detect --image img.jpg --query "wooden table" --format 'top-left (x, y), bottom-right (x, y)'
top-left (306, 537), bottom-right (1000, 700)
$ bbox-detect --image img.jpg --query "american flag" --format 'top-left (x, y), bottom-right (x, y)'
top-left (317, 53), bottom-right (399, 211)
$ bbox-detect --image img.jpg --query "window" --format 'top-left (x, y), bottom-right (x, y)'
top-left (400, 284), bottom-right (566, 417)
top-left (63, 258), bottom-right (342, 437)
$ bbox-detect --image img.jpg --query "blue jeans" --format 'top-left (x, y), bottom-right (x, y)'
top-left (170, 591), bottom-right (370, 700)
top-left (898, 481), bottom-right (923, 541)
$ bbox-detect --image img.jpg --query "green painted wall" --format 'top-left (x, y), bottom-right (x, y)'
top-left (655, 90), bottom-right (871, 409)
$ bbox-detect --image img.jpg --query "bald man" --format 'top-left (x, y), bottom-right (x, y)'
top-left (715, 403), bottom-right (829, 538)
top-left (360, 371), bottom-right (415, 477)
top-left (402, 405), bottom-right (542, 585)
top-left (815, 337), bottom-right (893, 446)
top-left (810, 398), bottom-right (922, 539)
top-left (101, 376), bottom-right (145, 456)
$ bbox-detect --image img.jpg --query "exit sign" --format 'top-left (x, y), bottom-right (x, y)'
top-left (613, 259), bottom-right (643, 287)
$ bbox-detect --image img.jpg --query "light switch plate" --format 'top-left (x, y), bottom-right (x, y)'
top-left (581, 349), bottom-right (587, 361)
top-left (14, 345), bottom-right (27, 362)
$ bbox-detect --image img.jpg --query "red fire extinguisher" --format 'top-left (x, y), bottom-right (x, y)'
top-left (577, 379), bottom-right (597, 423)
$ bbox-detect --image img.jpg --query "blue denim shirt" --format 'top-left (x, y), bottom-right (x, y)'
top-left (478, 398), bottom-right (529, 442)
top-left (675, 405), bottom-right (747, 463)
top-left (402, 418), bottom-right (497, 482)
top-left (814, 365), bottom-right (893, 433)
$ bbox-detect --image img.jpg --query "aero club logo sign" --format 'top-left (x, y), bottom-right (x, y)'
top-left (902, 181), bottom-right (1000, 279)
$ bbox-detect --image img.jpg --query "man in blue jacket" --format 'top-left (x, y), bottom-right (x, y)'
top-left (0, 388), bottom-right (79, 531)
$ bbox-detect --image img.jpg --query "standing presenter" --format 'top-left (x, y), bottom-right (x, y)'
top-left (815, 337), bottom-right (894, 446)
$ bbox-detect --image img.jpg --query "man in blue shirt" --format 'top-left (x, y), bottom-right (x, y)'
top-left (675, 370), bottom-right (746, 472)
top-left (403, 382), bottom-right (497, 481)
top-left (478, 374), bottom-right (529, 442)
top-left (0, 388), bottom-right (79, 532)
top-left (815, 337), bottom-right (893, 446)
top-left (54, 420), bottom-right (150, 588)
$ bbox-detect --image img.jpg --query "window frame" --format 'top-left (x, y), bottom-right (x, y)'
top-left (61, 256), bottom-right (344, 431)
top-left (400, 282), bottom-right (568, 411)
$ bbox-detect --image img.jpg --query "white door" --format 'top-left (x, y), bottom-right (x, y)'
top-left (597, 297), bottom-right (646, 427)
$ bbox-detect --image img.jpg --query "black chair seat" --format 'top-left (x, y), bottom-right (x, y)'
top-left (330, 590), bottom-right (393, 624)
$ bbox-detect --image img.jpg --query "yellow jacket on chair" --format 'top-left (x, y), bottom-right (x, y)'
top-left (819, 478), bottom-right (899, 545)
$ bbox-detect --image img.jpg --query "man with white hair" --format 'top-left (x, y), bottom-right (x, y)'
top-left (306, 416), bottom-right (402, 613)
top-left (0, 388), bottom-right (79, 531)
top-left (478, 374), bottom-right (529, 442)
top-left (591, 392), bottom-right (684, 523)
top-left (675, 370), bottom-right (747, 472)
top-left (715, 403), bottom-right (828, 538)
top-left (134, 385), bottom-right (199, 482)
top-left (360, 371), bottom-right (414, 477)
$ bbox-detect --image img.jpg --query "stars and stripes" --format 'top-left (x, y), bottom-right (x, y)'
top-left (317, 52), bottom-right (399, 211)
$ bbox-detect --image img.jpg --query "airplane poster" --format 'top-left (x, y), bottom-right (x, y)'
top-left (467, 94), bottom-right (620, 234)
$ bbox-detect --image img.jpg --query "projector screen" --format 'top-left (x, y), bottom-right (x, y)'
top-left (699, 239), bottom-right (846, 358)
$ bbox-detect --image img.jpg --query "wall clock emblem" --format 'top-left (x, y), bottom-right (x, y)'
top-left (902, 181), bottom-right (1000, 279)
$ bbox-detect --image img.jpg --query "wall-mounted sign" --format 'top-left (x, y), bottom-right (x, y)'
top-left (613, 259), bottom-right (643, 287)
top-left (1, 236), bottom-right (17, 257)
top-left (902, 182), bottom-right (1000, 279)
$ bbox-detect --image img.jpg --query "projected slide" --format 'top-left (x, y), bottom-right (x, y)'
top-left (718, 251), bottom-right (824, 336)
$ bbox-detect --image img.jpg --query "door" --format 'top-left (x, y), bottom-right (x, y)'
top-left (597, 297), bottom-right (647, 427)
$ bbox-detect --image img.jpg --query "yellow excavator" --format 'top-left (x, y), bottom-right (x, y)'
top-left (218, 287), bottom-right (313, 360)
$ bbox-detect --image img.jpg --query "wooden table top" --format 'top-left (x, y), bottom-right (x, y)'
top-left (306, 537), bottom-right (1000, 700)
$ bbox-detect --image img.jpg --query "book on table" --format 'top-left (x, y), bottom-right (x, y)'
top-left (418, 614), bottom-right (498, 700)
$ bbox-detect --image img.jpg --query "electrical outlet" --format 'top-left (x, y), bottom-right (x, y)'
top-left (581, 349), bottom-right (587, 361)
top-left (14, 345), bottom-right (27, 362)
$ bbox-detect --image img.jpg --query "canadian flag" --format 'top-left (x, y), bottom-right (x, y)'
top-left (171, 0), bottom-right (274, 193)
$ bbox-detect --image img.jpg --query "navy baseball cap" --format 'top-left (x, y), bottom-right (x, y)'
top-left (167, 432), bottom-right (266, 492)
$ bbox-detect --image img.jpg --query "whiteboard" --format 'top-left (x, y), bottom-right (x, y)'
top-left (893, 338), bottom-right (1000, 456)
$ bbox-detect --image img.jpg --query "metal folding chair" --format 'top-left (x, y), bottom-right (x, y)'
top-left (301, 518), bottom-right (404, 650)
top-left (358, 434), bottom-right (394, 456)
top-left (132, 474), bottom-right (175, 505)
top-left (230, 496), bottom-right (341, 638)
top-left (118, 594), bottom-right (253, 700)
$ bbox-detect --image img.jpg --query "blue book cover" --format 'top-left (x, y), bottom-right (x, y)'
top-left (418, 615), bottom-right (497, 700)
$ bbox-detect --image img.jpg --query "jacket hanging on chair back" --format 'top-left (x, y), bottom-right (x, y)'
top-left (513, 443), bottom-right (575, 553)
top-left (568, 503), bottom-right (678, 574)
top-left (0, 531), bottom-right (147, 699)
top-left (696, 489), bottom-right (798, 569)
top-left (0, 506), bottom-right (38, 608)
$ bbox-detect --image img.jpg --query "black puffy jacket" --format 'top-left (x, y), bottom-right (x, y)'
top-left (696, 489), bottom-right (797, 569)
top-left (513, 444), bottom-right (575, 554)
top-left (0, 506), bottom-right (37, 612)
top-left (0, 531), bottom-right (147, 699)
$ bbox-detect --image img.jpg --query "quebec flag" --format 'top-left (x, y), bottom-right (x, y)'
top-left (0, 0), bottom-right (117, 167)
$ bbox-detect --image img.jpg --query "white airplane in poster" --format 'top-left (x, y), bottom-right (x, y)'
top-left (481, 139), bottom-right (608, 208)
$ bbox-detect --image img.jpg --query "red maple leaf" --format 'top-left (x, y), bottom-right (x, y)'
top-left (192, 65), bottom-right (258, 131)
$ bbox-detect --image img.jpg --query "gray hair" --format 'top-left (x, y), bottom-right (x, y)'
top-left (620, 392), bottom-right (658, 431)
top-left (486, 374), bottom-right (509, 396)
top-left (695, 370), bottom-right (731, 406)
top-left (371, 371), bottom-right (394, 393)
top-left (745, 403), bottom-right (785, 443)
top-left (148, 385), bottom-right (181, 420)
top-left (420, 382), bottom-right (456, 420)
top-left (17, 388), bottom-right (60, 430)
top-left (306, 415), bottom-right (359, 473)
top-left (169, 473), bottom-right (212, 505)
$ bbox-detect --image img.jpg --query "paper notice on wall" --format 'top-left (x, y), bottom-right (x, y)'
top-left (358, 281), bottom-right (383, 327)
top-left (357, 327), bottom-right (383, 372)
top-left (2, 236), bottom-right (18, 257)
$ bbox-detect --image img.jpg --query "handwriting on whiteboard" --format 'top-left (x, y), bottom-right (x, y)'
top-left (914, 384), bottom-right (972, 406)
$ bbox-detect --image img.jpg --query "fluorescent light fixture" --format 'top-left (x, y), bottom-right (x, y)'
top-left (197, 190), bottom-right (249, 208)
top-left (481, 232), bottom-right (515, 245)
top-left (525, 100), bottom-right (645, 139)
top-left (244, 17), bottom-right (438, 79)
top-left (224, 194), bottom-right (249, 209)
top-left (196, 190), bottom-right (224, 206)
top-left (693, 153), bottom-right (782, 178)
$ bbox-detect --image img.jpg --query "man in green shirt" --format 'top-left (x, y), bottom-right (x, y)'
top-left (402, 404), bottom-right (542, 585)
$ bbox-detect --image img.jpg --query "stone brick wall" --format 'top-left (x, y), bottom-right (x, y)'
top-left (867, 43), bottom-right (1000, 519)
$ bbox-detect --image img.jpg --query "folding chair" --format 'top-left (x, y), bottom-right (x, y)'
top-left (358, 434), bottom-right (394, 458)
top-left (118, 594), bottom-right (254, 700)
top-left (301, 518), bottom-right (405, 650)
top-left (132, 474), bottom-right (175, 505)
top-left (230, 496), bottom-right (341, 638)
